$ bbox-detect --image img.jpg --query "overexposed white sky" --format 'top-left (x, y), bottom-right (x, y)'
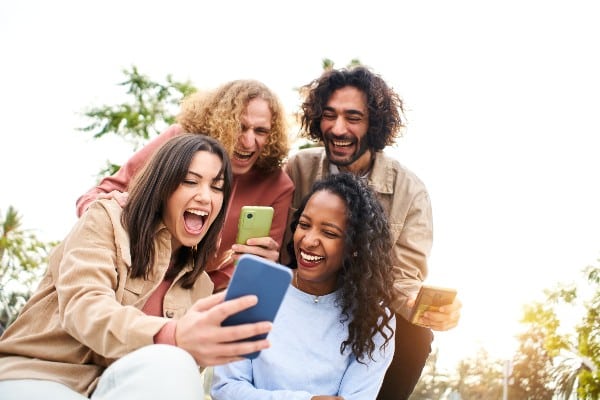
top-left (2, 0), bottom-right (600, 369)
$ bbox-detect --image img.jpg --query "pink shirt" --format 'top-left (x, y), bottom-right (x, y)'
top-left (76, 124), bottom-right (294, 291)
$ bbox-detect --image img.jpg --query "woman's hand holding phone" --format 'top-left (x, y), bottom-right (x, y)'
top-left (174, 292), bottom-right (272, 367)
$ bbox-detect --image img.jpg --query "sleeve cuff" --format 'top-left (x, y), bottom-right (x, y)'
top-left (154, 320), bottom-right (177, 345)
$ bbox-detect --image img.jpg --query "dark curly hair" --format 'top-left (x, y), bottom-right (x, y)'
top-left (286, 173), bottom-right (395, 363)
top-left (123, 134), bottom-right (233, 288)
top-left (300, 65), bottom-right (405, 151)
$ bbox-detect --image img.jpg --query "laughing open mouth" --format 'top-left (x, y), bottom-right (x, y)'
top-left (300, 250), bottom-right (325, 263)
top-left (184, 209), bottom-right (207, 234)
top-left (233, 149), bottom-right (254, 161)
top-left (331, 139), bottom-right (353, 147)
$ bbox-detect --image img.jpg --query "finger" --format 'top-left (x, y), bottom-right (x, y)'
top-left (218, 321), bottom-right (273, 343)
top-left (207, 294), bottom-right (259, 323)
top-left (437, 298), bottom-right (462, 314)
top-left (245, 237), bottom-right (278, 250)
top-left (231, 244), bottom-right (278, 261)
top-left (190, 291), bottom-right (226, 312)
top-left (214, 337), bottom-right (271, 359)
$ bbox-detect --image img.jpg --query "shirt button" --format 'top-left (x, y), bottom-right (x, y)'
top-left (165, 310), bottom-right (175, 318)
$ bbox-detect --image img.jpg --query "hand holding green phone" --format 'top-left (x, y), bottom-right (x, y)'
top-left (235, 206), bottom-right (274, 245)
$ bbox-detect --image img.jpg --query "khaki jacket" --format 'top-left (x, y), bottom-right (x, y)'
top-left (284, 147), bottom-right (433, 320)
top-left (0, 199), bottom-right (213, 395)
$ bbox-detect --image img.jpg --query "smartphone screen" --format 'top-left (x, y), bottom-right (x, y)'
top-left (235, 206), bottom-right (274, 245)
top-left (410, 285), bottom-right (457, 326)
top-left (221, 254), bottom-right (292, 358)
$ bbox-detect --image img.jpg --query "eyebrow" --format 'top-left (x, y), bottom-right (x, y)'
top-left (187, 171), bottom-right (203, 179)
top-left (187, 170), bottom-right (223, 181)
top-left (324, 105), bottom-right (366, 117)
top-left (322, 221), bottom-right (344, 233)
top-left (300, 214), bottom-right (344, 233)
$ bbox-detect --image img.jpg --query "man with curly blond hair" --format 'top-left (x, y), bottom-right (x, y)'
top-left (77, 80), bottom-right (294, 291)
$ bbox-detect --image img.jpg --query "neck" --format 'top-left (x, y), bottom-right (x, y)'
top-left (293, 271), bottom-right (335, 296)
top-left (339, 149), bottom-right (374, 177)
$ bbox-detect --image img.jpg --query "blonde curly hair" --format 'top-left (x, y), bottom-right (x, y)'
top-left (176, 80), bottom-right (289, 174)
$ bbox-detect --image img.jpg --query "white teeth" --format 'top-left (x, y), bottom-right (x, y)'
top-left (332, 140), bottom-right (352, 147)
top-left (234, 149), bottom-right (253, 157)
top-left (187, 209), bottom-right (208, 216)
top-left (300, 251), bottom-right (324, 262)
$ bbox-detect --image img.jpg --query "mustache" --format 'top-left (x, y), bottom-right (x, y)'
top-left (324, 133), bottom-right (356, 143)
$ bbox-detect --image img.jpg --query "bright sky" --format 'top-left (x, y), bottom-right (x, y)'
top-left (2, 0), bottom-right (600, 370)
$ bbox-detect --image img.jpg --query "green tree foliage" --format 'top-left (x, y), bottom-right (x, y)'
top-left (78, 65), bottom-right (196, 177)
top-left (509, 324), bottom-right (555, 399)
top-left (515, 264), bottom-right (600, 399)
top-left (0, 206), bottom-right (56, 331)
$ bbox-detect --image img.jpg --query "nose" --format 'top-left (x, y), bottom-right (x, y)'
top-left (238, 128), bottom-right (255, 148)
top-left (303, 230), bottom-right (320, 248)
top-left (194, 184), bottom-right (211, 204)
top-left (331, 116), bottom-right (346, 135)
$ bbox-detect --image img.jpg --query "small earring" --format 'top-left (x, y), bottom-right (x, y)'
top-left (352, 251), bottom-right (358, 257)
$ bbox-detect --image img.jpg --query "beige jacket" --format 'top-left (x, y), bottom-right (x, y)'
top-left (0, 199), bottom-right (213, 395)
top-left (284, 147), bottom-right (433, 320)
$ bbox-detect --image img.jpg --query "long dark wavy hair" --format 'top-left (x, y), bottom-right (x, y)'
top-left (300, 65), bottom-right (405, 151)
top-left (122, 134), bottom-right (233, 288)
top-left (286, 173), bottom-right (395, 362)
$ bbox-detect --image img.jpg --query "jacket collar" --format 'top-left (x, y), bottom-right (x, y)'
top-left (322, 149), bottom-right (395, 195)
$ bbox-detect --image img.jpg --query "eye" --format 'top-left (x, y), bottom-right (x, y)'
top-left (323, 230), bottom-right (340, 239)
top-left (322, 112), bottom-right (336, 120)
top-left (297, 220), bottom-right (310, 230)
top-left (254, 128), bottom-right (270, 136)
top-left (211, 179), bottom-right (225, 192)
top-left (183, 179), bottom-right (197, 186)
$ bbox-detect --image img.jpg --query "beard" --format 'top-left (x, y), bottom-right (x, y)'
top-left (324, 134), bottom-right (370, 167)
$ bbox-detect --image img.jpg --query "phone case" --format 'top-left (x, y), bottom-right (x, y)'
top-left (221, 253), bottom-right (293, 359)
top-left (235, 206), bottom-right (274, 245)
top-left (410, 285), bottom-right (457, 326)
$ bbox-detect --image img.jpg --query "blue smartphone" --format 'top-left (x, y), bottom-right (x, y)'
top-left (221, 253), bottom-right (293, 359)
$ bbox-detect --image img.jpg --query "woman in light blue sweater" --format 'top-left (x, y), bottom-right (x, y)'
top-left (212, 173), bottom-right (396, 400)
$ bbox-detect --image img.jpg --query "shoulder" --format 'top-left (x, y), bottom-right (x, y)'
top-left (371, 151), bottom-right (429, 195)
top-left (287, 146), bottom-right (325, 164)
top-left (78, 199), bottom-right (131, 261)
top-left (152, 124), bottom-right (184, 144)
top-left (285, 146), bottom-right (326, 176)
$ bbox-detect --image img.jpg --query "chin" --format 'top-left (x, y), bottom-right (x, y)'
top-left (232, 165), bottom-right (252, 176)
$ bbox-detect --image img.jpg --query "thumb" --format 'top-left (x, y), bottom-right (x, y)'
top-left (190, 291), bottom-right (226, 312)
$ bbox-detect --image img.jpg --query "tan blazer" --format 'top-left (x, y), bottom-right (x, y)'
top-left (284, 147), bottom-right (433, 320)
top-left (0, 199), bottom-right (213, 395)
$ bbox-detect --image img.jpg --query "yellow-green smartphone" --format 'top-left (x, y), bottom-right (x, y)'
top-left (235, 206), bottom-right (274, 245)
top-left (410, 284), bottom-right (457, 326)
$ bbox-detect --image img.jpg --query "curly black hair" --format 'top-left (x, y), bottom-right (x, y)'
top-left (299, 65), bottom-right (405, 152)
top-left (286, 172), bottom-right (395, 363)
